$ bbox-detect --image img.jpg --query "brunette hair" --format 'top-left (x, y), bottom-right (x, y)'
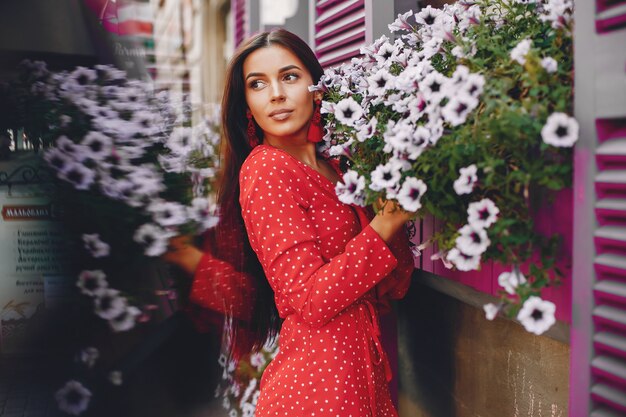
top-left (218, 29), bottom-right (324, 353)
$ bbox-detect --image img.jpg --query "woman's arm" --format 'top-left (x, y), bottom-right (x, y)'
top-left (163, 236), bottom-right (255, 321)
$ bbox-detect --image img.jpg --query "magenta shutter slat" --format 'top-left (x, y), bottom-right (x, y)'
top-left (596, 1), bottom-right (626, 32)
top-left (313, 0), bottom-right (366, 69)
top-left (233, 0), bottom-right (247, 47)
top-left (593, 116), bottom-right (626, 413)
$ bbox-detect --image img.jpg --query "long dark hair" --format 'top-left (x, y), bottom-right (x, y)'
top-left (218, 29), bottom-right (324, 353)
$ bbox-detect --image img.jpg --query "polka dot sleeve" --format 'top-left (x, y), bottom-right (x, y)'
top-left (189, 253), bottom-right (255, 321)
top-left (240, 157), bottom-right (399, 328)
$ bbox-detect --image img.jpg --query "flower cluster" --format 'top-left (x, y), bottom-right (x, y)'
top-left (315, 0), bottom-right (575, 334)
top-left (17, 62), bottom-right (221, 257)
top-left (215, 337), bottom-right (279, 417)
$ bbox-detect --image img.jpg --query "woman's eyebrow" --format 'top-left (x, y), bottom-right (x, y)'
top-left (245, 65), bottom-right (302, 80)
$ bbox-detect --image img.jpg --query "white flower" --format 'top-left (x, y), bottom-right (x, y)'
top-left (510, 38), bottom-right (532, 65)
top-left (467, 198), bottom-right (499, 228)
top-left (76, 270), bottom-right (108, 296)
top-left (498, 270), bottom-right (527, 295)
top-left (389, 9), bottom-right (414, 32)
top-left (228, 410), bottom-right (238, 417)
top-left (82, 233), bottom-right (110, 258)
top-left (396, 177), bottom-right (427, 212)
top-left (541, 112), bottom-right (579, 147)
top-left (367, 68), bottom-right (394, 96)
top-left (442, 94), bottom-right (479, 126)
top-left (43, 147), bottom-right (73, 173)
top-left (250, 352), bottom-right (267, 370)
top-left (455, 224), bottom-right (490, 256)
top-left (517, 296), bottom-right (556, 335)
top-left (462, 73), bottom-right (486, 98)
top-left (356, 117), bottom-right (377, 142)
top-left (483, 303), bottom-right (499, 320)
top-left (334, 97), bottom-right (363, 127)
top-left (93, 289), bottom-right (127, 320)
top-left (55, 380), bottom-right (92, 416)
top-left (373, 42), bottom-right (396, 67)
top-left (80, 131), bottom-right (113, 160)
top-left (541, 57), bottom-right (558, 73)
top-left (446, 247), bottom-right (481, 271)
top-left (187, 197), bottom-right (220, 230)
top-left (453, 164), bottom-right (478, 195)
top-left (241, 402), bottom-right (256, 417)
top-left (148, 201), bottom-right (188, 227)
top-left (60, 162), bottom-right (96, 190)
top-left (415, 5), bottom-right (442, 28)
top-left (133, 223), bottom-right (176, 257)
top-left (420, 71), bottom-right (449, 104)
top-left (108, 370), bottom-right (123, 385)
top-left (370, 161), bottom-right (402, 192)
top-left (109, 306), bottom-right (142, 332)
top-left (55, 136), bottom-right (88, 162)
top-left (335, 170), bottom-right (366, 206)
top-left (166, 127), bottom-right (195, 156)
top-left (77, 347), bottom-right (99, 368)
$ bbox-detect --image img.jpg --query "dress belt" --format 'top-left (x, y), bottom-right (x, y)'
top-left (358, 299), bottom-right (392, 417)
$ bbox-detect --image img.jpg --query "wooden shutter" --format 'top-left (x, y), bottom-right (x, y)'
top-left (572, 1), bottom-right (626, 415)
top-left (313, 0), bottom-right (366, 68)
top-left (596, 1), bottom-right (626, 33)
top-left (232, 0), bottom-right (247, 48)
top-left (591, 117), bottom-right (626, 414)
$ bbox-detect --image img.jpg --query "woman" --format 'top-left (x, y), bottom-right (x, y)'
top-left (221, 29), bottom-right (415, 417)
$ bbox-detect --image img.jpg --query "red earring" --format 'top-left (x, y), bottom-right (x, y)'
top-left (307, 99), bottom-right (323, 143)
top-left (246, 110), bottom-right (260, 148)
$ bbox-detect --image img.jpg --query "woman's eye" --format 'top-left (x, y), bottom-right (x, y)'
top-left (249, 80), bottom-right (264, 89)
top-left (284, 73), bottom-right (299, 82)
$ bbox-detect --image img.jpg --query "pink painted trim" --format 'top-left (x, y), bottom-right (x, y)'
top-left (596, 12), bottom-right (626, 32)
top-left (595, 236), bottom-right (626, 254)
top-left (596, 208), bottom-right (626, 226)
top-left (594, 341), bottom-right (626, 359)
top-left (596, 0), bottom-right (626, 13)
top-left (592, 367), bottom-right (626, 387)
top-left (316, 16), bottom-right (366, 43)
top-left (594, 315), bottom-right (626, 331)
top-left (595, 262), bottom-right (626, 280)
top-left (596, 118), bottom-right (626, 142)
top-left (597, 154), bottom-right (626, 171)
top-left (319, 50), bottom-right (361, 68)
top-left (591, 392), bottom-right (626, 413)
top-left (316, 32), bottom-right (365, 55)
top-left (316, 0), bottom-right (345, 13)
top-left (596, 182), bottom-right (626, 200)
top-left (593, 288), bottom-right (626, 304)
top-left (316, 1), bottom-right (364, 29)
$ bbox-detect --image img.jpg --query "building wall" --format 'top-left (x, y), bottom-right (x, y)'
top-left (398, 277), bottom-right (569, 417)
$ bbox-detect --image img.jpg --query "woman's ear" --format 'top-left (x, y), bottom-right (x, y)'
top-left (313, 92), bottom-right (323, 102)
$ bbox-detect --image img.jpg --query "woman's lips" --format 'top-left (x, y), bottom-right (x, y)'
top-left (269, 110), bottom-right (293, 121)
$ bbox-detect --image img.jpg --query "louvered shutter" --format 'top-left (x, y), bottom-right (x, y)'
top-left (232, 0), bottom-right (247, 48)
top-left (571, 1), bottom-right (626, 415)
top-left (596, 1), bottom-right (626, 33)
top-left (313, 0), bottom-right (366, 68)
top-left (591, 117), bottom-right (626, 415)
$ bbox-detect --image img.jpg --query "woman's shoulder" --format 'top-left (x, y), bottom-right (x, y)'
top-left (240, 144), bottom-right (300, 179)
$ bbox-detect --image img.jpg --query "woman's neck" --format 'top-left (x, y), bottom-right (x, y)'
top-left (263, 137), bottom-right (319, 168)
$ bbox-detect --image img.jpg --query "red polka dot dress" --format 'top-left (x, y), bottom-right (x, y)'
top-left (239, 144), bottom-right (414, 417)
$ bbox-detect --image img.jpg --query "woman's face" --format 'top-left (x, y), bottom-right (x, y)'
top-left (243, 45), bottom-right (315, 143)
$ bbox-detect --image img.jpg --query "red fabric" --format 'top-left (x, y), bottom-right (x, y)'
top-left (239, 145), bottom-right (413, 417)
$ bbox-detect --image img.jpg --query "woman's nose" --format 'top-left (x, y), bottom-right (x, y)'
top-left (270, 82), bottom-right (286, 102)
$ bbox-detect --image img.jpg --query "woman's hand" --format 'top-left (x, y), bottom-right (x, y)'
top-left (162, 235), bottom-right (205, 276)
top-left (369, 199), bottom-right (414, 243)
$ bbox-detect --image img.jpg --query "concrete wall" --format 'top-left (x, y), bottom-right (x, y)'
top-left (398, 275), bottom-right (570, 417)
